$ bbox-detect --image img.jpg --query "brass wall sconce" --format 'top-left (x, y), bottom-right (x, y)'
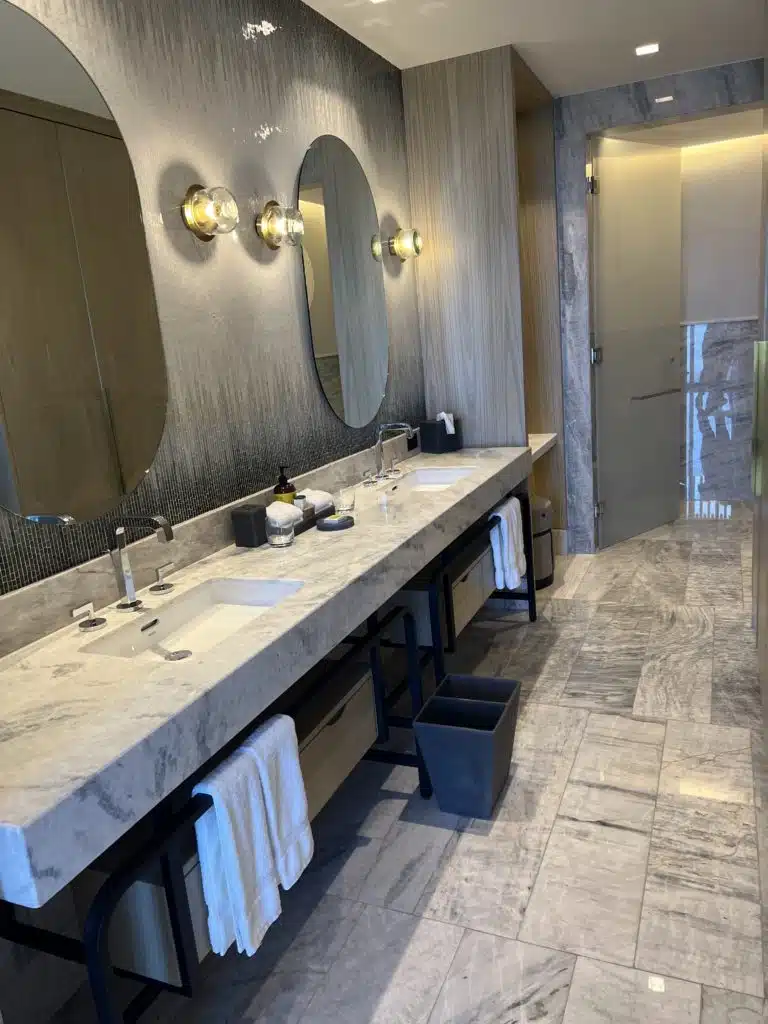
top-left (389, 228), bottom-right (423, 261)
top-left (256, 201), bottom-right (305, 249)
top-left (181, 185), bottom-right (240, 240)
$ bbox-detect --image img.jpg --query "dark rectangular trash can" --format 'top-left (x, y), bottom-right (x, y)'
top-left (413, 674), bottom-right (521, 819)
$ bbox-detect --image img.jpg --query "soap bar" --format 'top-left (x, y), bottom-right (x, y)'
top-left (316, 514), bottom-right (355, 532)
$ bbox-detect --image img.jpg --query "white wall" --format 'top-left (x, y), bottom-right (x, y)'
top-left (682, 134), bottom-right (764, 322)
top-left (0, 1), bottom-right (111, 118)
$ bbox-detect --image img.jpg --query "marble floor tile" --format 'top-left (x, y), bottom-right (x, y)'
top-left (511, 704), bottom-right (588, 766)
top-left (312, 761), bottom-right (419, 841)
top-left (558, 713), bottom-right (664, 833)
top-left (544, 554), bottom-right (594, 600)
top-left (254, 892), bottom-right (364, 976)
top-left (712, 611), bottom-right (761, 730)
top-left (570, 713), bottom-right (665, 795)
top-left (636, 795), bottom-right (762, 997)
top-left (561, 611), bottom-right (652, 712)
top-left (358, 820), bottom-right (457, 913)
top-left (302, 905), bottom-right (462, 1024)
top-left (622, 540), bottom-right (693, 606)
top-left (561, 956), bottom-right (701, 1024)
top-left (445, 617), bottom-right (527, 677)
top-left (658, 721), bottom-right (754, 805)
top-left (701, 988), bottom-right (766, 1023)
top-left (428, 931), bottom-right (575, 1024)
top-left (571, 543), bottom-right (643, 603)
top-left (685, 544), bottom-right (744, 607)
top-left (303, 832), bottom-right (383, 901)
top-left (633, 606), bottom-right (714, 722)
top-left (519, 817), bottom-right (650, 965)
top-left (504, 619), bottom-right (588, 705)
top-left (416, 819), bottom-right (551, 939)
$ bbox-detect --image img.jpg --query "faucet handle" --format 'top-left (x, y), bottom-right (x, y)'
top-left (72, 602), bottom-right (107, 632)
top-left (150, 562), bottom-right (175, 593)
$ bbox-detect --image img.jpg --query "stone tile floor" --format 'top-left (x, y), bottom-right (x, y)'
top-left (55, 505), bottom-right (767, 1022)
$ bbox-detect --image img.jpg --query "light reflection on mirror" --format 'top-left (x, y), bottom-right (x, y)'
top-left (299, 135), bottom-right (389, 428)
top-left (0, 1), bottom-right (167, 523)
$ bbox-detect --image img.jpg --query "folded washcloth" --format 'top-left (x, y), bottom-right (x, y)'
top-left (302, 488), bottom-right (333, 514)
top-left (193, 746), bottom-right (282, 957)
top-left (242, 715), bottom-right (314, 890)
top-left (266, 501), bottom-right (303, 527)
top-left (490, 497), bottom-right (527, 591)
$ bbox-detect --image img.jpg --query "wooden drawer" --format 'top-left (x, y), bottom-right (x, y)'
top-left (451, 544), bottom-right (495, 636)
top-left (299, 671), bottom-right (377, 820)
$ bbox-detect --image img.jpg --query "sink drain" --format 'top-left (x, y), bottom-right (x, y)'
top-left (164, 649), bottom-right (192, 662)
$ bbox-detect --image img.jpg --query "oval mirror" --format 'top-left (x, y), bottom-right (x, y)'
top-left (299, 136), bottom-right (389, 428)
top-left (0, 1), bottom-right (167, 523)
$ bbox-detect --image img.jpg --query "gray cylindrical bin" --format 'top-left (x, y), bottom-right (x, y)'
top-left (532, 496), bottom-right (554, 589)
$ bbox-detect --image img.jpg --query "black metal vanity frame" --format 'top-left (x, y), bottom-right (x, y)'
top-left (0, 604), bottom-right (427, 1023)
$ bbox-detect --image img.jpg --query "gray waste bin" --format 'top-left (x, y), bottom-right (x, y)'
top-left (532, 496), bottom-right (554, 589)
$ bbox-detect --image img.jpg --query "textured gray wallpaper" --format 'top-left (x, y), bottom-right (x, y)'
top-left (1, 0), bottom-right (424, 594)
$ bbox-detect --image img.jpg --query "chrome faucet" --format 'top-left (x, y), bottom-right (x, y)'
top-left (109, 515), bottom-right (174, 609)
top-left (374, 423), bottom-right (416, 478)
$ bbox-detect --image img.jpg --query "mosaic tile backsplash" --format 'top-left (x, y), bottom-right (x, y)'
top-left (1, 0), bottom-right (424, 596)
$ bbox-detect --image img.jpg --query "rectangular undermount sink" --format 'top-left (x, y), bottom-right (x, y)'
top-left (399, 467), bottom-right (475, 492)
top-left (86, 578), bottom-right (304, 660)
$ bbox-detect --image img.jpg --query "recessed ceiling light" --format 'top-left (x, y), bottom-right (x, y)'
top-left (369, 0), bottom-right (390, 4)
top-left (655, 95), bottom-right (674, 103)
top-left (635, 42), bottom-right (660, 56)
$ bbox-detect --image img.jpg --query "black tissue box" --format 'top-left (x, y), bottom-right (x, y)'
top-left (231, 504), bottom-right (267, 547)
top-left (419, 418), bottom-right (463, 453)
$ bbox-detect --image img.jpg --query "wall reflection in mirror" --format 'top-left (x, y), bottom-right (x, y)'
top-left (0, 0), bottom-right (167, 523)
top-left (299, 135), bottom-right (389, 428)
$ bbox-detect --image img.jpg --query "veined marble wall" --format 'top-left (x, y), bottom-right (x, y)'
top-left (682, 319), bottom-right (759, 504)
top-left (555, 59), bottom-right (764, 553)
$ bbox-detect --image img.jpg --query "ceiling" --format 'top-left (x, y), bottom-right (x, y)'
top-left (605, 108), bottom-right (764, 147)
top-left (300, 0), bottom-right (765, 97)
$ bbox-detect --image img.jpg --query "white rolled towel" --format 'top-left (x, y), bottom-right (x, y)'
top-left (302, 488), bottom-right (333, 514)
top-left (266, 501), bottom-right (303, 526)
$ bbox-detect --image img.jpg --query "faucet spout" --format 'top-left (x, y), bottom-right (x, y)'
top-left (374, 423), bottom-right (416, 477)
top-left (109, 514), bottom-right (174, 608)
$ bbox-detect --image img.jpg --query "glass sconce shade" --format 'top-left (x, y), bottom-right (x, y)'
top-left (256, 201), bottom-right (305, 249)
top-left (181, 185), bottom-right (239, 240)
top-left (371, 234), bottom-right (383, 262)
top-left (389, 228), bottom-right (423, 261)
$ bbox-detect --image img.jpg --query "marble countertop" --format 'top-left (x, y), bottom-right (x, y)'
top-left (0, 447), bottom-right (530, 908)
top-left (528, 433), bottom-right (558, 462)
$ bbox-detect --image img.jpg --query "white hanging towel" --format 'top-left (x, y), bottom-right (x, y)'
top-left (242, 715), bottom-right (314, 890)
top-left (490, 496), bottom-right (527, 591)
top-left (193, 747), bottom-right (282, 957)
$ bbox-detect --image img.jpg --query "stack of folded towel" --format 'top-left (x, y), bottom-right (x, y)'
top-left (193, 714), bottom-right (314, 957)
top-left (489, 496), bottom-right (527, 591)
top-left (301, 488), bottom-right (333, 514)
top-left (266, 501), bottom-right (304, 527)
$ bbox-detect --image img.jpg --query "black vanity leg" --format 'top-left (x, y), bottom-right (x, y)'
top-left (160, 844), bottom-right (201, 996)
top-left (82, 890), bottom-right (123, 1024)
top-left (369, 641), bottom-right (390, 744)
top-left (427, 579), bottom-right (446, 682)
top-left (520, 491), bottom-right (537, 623)
top-left (403, 612), bottom-right (433, 799)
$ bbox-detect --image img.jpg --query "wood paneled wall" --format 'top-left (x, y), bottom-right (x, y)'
top-left (403, 47), bottom-right (527, 447)
top-left (516, 103), bottom-right (567, 528)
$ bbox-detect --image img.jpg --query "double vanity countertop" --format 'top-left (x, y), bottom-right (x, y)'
top-left (0, 447), bottom-right (530, 908)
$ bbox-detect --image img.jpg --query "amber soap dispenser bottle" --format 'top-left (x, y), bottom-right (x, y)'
top-left (273, 466), bottom-right (297, 504)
